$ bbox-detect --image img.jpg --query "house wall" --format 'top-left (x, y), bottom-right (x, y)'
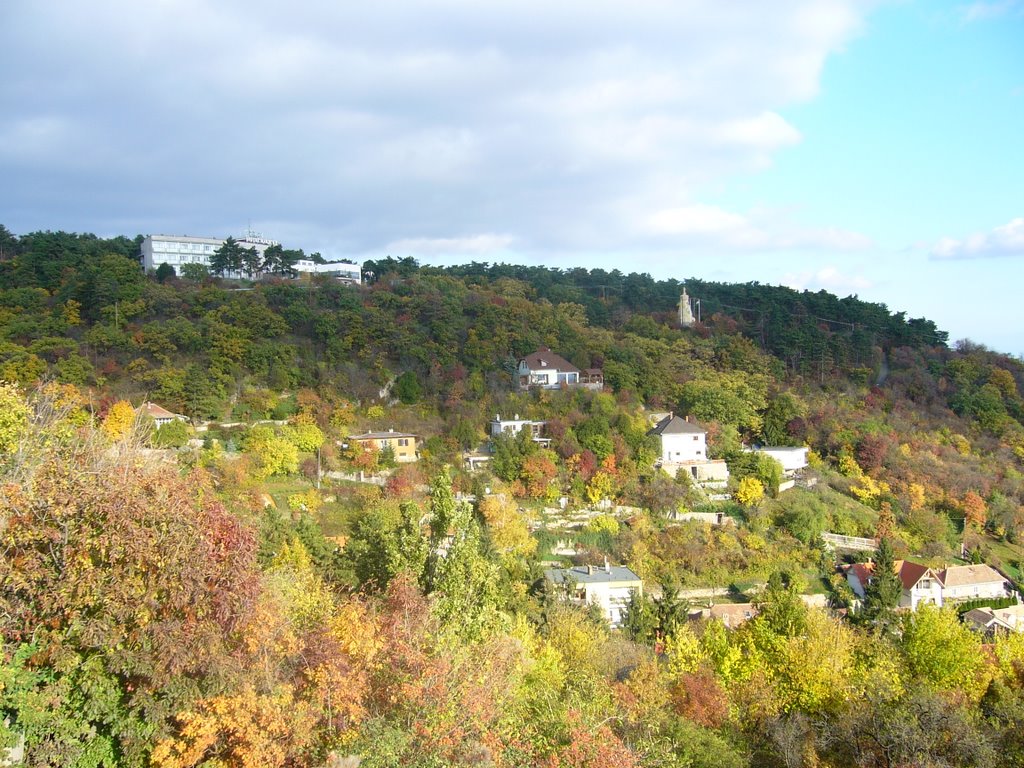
top-left (659, 431), bottom-right (707, 463)
top-left (584, 581), bottom-right (643, 627)
top-left (358, 436), bottom-right (418, 462)
top-left (943, 581), bottom-right (1007, 602)
top-left (904, 578), bottom-right (944, 609)
top-left (753, 447), bottom-right (810, 474)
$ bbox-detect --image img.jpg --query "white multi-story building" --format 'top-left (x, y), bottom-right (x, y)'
top-left (141, 232), bottom-right (280, 277)
top-left (141, 234), bottom-right (225, 275)
top-left (648, 413), bottom-right (730, 484)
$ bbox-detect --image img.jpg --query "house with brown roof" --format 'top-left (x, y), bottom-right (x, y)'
top-left (846, 560), bottom-right (1011, 610)
top-left (516, 347), bottom-right (579, 389)
top-left (136, 401), bottom-right (188, 428)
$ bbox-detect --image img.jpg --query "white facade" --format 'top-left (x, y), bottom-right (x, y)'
top-left (748, 446), bottom-right (809, 474)
top-left (489, 413), bottom-right (545, 440)
top-left (847, 561), bottom-right (1010, 610)
top-left (141, 233), bottom-right (280, 278)
top-left (141, 235), bottom-right (224, 275)
top-left (659, 429), bottom-right (707, 464)
top-left (546, 564), bottom-right (643, 627)
top-left (294, 260), bottom-right (362, 284)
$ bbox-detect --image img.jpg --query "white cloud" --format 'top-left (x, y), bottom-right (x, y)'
top-left (383, 234), bottom-right (516, 255)
top-left (642, 204), bottom-right (872, 251)
top-left (0, 0), bottom-right (876, 258)
top-left (930, 217), bottom-right (1024, 259)
top-left (778, 266), bottom-right (874, 294)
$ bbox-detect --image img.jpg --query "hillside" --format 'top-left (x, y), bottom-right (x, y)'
top-left (2, 227), bottom-right (1024, 766)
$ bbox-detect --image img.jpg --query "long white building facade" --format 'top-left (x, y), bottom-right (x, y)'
top-left (141, 233), bottom-right (279, 278)
top-left (140, 233), bottom-right (361, 284)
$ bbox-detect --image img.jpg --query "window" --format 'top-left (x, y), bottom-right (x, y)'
top-left (398, 438), bottom-right (409, 447)
top-left (693, 436), bottom-right (699, 441)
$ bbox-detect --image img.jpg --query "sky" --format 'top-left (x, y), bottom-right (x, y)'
top-left (1, 0), bottom-right (1022, 353)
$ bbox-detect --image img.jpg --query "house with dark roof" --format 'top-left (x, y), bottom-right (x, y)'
top-left (963, 604), bottom-right (1024, 635)
top-left (545, 562), bottom-right (642, 626)
top-left (647, 414), bottom-right (729, 484)
top-left (516, 347), bottom-right (578, 389)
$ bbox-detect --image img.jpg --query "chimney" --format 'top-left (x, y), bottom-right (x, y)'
top-left (495, 413), bottom-right (500, 421)
top-left (388, 428), bottom-right (394, 433)
top-left (685, 415), bottom-right (690, 422)
top-left (604, 557), bottom-right (611, 574)
top-left (587, 565), bottom-right (594, 576)
top-left (514, 413), bottom-right (519, 420)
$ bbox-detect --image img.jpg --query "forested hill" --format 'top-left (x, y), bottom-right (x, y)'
top-left (372, 257), bottom-right (948, 365)
top-left (7, 230), bottom-right (1024, 767)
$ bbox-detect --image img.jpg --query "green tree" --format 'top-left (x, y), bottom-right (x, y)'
top-left (155, 262), bottom-right (176, 283)
top-left (861, 537), bottom-right (901, 628)
top-left (345, 501), bottom-right (429, 590)
top-left (209, 237), bottom-right (242, 276)
top-left (393, 371), bottom-right (422, 404)
top-left (179, 263), bottom-right (210, 282)
top-left (424, 472), bottom-right (502, 639)
top-left (152, 419), bottom-right (191, 449)
top-left (901, 603), bottom-right (987, 698)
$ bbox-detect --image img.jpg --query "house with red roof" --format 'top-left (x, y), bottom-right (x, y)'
top-left (846, 560), bottom-right (1011, 610)
top-left (515, 348), bottom-right (602, 391)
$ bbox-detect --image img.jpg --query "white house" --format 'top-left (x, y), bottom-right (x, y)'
top-left (746, 446), bottom-right (810, 475)
top-left (545, 562), bottom-right (643, 627)
top-left (846, 560), bottom-right (1011, 610)
top-left (516, 348), bottom-right (580, 389)
top-left (489, 413), bottom-right (547, 443)
top-left (136, 402), bottom-right (188, 428)
top-left (935, 564), bottom-right (1010, 603)
top-left (294, 260), bottom-right (362, 284)
top-left (647, 414), bottom-right (729, 484)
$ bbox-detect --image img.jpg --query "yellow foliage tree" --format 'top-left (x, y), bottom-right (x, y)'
top-left (0, 382), bottom-right (30, 457)
top-left (735, 476), bottom-right (764, 507)
top-left (151, 685), bottom-right (317, 768)
top-left (479, 494), bottom-right (537, 561)
top-left (101, 400), bottom-right (136, 441)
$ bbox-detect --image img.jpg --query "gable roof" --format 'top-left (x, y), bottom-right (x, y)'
top-left (519, 347), bottom-right (579, 373)
top-left (137, 402), bottom-right (183, 420)
top-left (936, 564), bottom-right (1006, 588)
top-left (848, 562), bottom-right (875, 588)
top-left (895, 560), bottom-right (935, 591)
top-left (648, 414), bottom-right (705, 436)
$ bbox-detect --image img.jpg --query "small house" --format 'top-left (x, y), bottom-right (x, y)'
top-left (136, 402), bottom-right (188, 428)
top-left (347, 429), bottom-right (419, 462)
top-left (545, 562), bottom-right (642, 627)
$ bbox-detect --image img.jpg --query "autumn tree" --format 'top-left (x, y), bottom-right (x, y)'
top-left (101, 399), bottom-right (136, 441)
top-left (0, 393), bottom-right (259, 766)
top-left (963, 491), bottom-right (988, 529)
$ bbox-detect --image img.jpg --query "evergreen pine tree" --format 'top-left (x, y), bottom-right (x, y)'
top-left (863, 537), bottom-right (902, 627)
